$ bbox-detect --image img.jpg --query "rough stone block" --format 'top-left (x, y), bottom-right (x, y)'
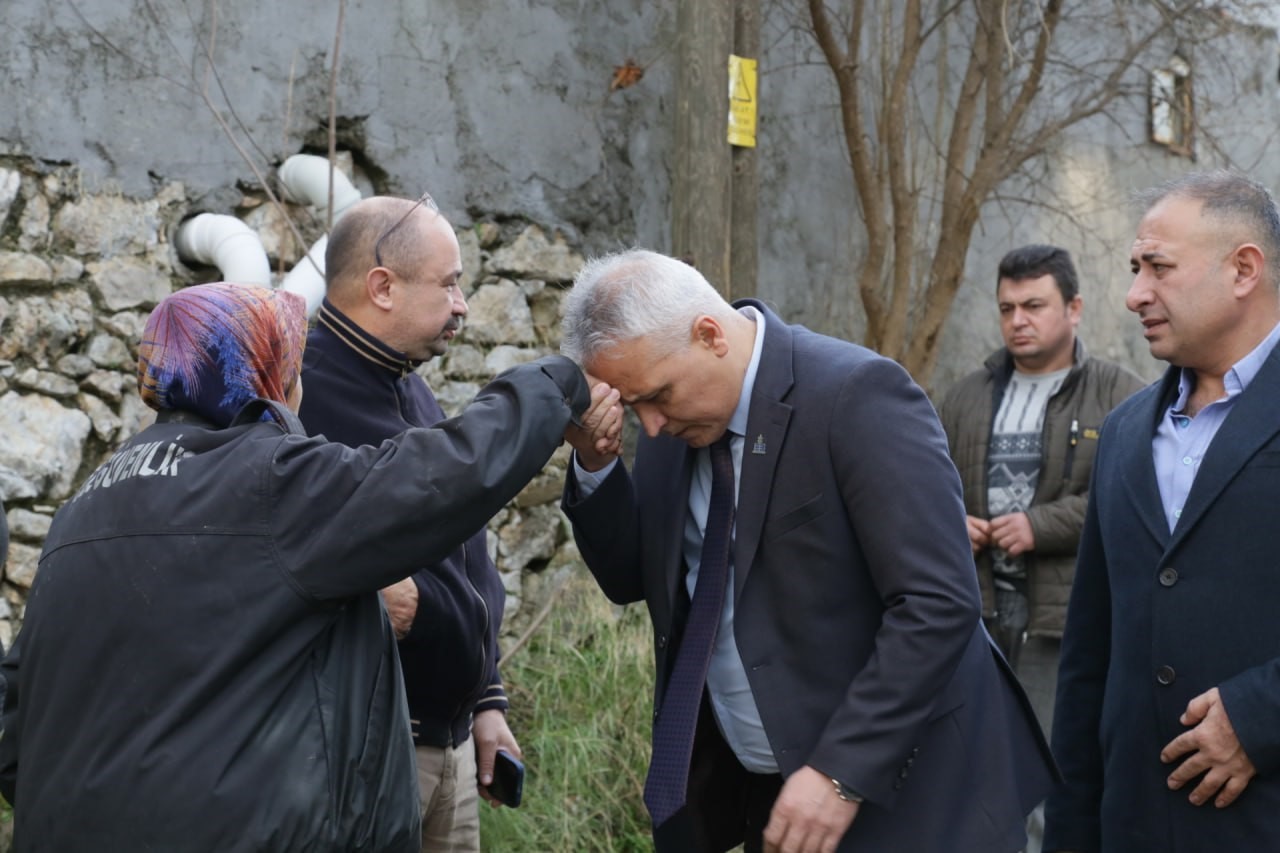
top-left (0, 391), bottom-right (91, 500)
top-left (487, 224), bottom-right (584, 282)
top-left (464, 279), bottom-right (536, 346)
top-left (87, 256), bottom-right (174, 311)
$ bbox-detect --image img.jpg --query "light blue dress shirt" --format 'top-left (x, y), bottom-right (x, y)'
top-left (1152, 321), bottom-right (1280, 532)
top-left (574, 306), bottom-right (777, 773)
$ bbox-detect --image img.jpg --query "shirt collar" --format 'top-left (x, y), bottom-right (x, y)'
top-left (727, 305), bottom-right (765, 437)
top-left (1173, 320), bottom-right (1280, 411)
top-left (316, 298), bottom-right (421, 377)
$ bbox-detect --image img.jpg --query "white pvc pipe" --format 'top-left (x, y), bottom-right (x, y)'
top-left (280, 235), bottom-right (328, 318)
top-left (277, 154), bottom-right (364, 317)
top-left (278, 154), bottom-right (362, 218)
top-left (174, 213), bottom-right (272, 287)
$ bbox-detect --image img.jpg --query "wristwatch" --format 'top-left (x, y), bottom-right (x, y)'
top-left (830, 777), bottom-right (863, 804)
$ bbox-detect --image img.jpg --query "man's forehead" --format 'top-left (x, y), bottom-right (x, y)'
top-left (998, 274), bottom-right (1058, 300)
top-left (587, 341), bottom-right (675, 393)
top-left (1130, 235), bottom-right (1165, 256)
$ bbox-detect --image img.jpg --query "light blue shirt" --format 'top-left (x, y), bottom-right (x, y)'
top-left (1152, 321), bottom-right (1280, 532)
top-left (574, 305), bottom-right (776, 773)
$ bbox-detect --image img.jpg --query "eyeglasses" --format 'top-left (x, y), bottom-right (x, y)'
top-left (373, 190), bottom-right (439, 268)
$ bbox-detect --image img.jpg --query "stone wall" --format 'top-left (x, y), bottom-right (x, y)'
top-left (0, 153), bottom-right (590, 648)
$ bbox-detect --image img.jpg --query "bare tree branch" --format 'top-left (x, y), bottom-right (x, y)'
top-left (800, 0), bottom-right (1264, 380)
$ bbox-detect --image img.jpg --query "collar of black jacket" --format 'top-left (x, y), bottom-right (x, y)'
top-left (156, 409), bottom-right (217, 428)
top-left (316, 298), bottom-right (421, 377)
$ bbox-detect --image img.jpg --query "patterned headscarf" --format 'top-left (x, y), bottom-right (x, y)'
top-left (137, 283), bottom-right (307, 428)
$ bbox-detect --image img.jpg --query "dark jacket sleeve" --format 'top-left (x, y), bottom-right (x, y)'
top-left (0, 627), bottom-right (18, 804)
top-left (473, 654), bottom-right (509, 715)
top-left (812, 357), bottom-right (983, 805)
top-left (0, 502), bottom-right (8, 575)
top-left (561, 460), bottom-right (646, 606)
top-left (273, 355), bottom-right (589, 600)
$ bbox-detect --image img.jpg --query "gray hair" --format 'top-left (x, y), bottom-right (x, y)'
top-left (560, 249), bottom-right (732, 365)
top-left (1136, 170), bottom-right (1280, 284)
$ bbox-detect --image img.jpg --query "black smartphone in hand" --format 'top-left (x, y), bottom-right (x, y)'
top-left (487, 749), bottom-right (524, 808)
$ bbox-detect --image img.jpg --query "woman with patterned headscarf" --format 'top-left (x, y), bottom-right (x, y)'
top-left (137, 281), bottom-right (308, 426)
top-left (0, 282), bottom-right (593, 853)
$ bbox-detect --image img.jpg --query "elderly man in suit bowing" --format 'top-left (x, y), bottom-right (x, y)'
top-left (560, 249), bottom-right (1055, 853)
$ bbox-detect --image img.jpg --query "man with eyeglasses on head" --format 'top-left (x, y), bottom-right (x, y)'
top-left (298, 194), bottom-right (571, 852)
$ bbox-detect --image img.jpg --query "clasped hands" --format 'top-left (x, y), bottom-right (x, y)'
top-left (564, 377), bottom-right (624, 471)
top-left (966, 512), bottom-right (1035, 556)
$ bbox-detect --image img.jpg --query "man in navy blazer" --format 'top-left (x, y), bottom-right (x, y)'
top-left (1045, 171), bottom-right (1280, 852)
top-left (560, 250), bottom-right (1055, 852)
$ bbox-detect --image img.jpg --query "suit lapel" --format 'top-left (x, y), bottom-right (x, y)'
top-left (1119, 369), bottom-right (1178, 547)
top-left (1170, 345), bottom-right (1280, 549)
top-left (732, 302), bottom-right (794, 601)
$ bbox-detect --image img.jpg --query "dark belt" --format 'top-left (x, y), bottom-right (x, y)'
top-left (410, 717), bottom-right (457, 748)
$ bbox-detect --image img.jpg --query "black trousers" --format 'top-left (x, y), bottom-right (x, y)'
top-left (653, 693), bottom-right (783, 853)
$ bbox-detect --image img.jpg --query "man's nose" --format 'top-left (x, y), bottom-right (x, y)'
top-left (453, 289), bottom-right (469, 316)
top-left (636, 406), bottom-right (665, 438)
top-left (1125, 275), bottom-right (1151, 313)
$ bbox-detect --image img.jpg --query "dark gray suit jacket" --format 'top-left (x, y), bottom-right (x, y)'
top-left (1047, 346), bottom-right (1280, 852)
top-left (565, 302), bottom-right (1055, 852)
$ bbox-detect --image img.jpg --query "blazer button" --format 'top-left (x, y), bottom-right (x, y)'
top-left (1158, 567), bottom-right (1179, 587)
top-left (899, 768), bottom-right (909, 779)
top-left (1156, 665), bottom-right (1177, 685)
top-left (893, 780), bottom-right (903, 791)
top-left (657, 635), bottom-right (668, 649)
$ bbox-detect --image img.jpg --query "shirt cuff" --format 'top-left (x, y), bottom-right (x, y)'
top-left (572, 452), bottom-right (618, 498)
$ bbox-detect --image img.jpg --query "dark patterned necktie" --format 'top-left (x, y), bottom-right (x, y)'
top-left (643, 432), bottom-right (736, 828)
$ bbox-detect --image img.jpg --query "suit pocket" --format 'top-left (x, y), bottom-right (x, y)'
top-left (1252, 450), bottom-right (1280, 468)
top-left (764, 493), bottom-right (825, 540)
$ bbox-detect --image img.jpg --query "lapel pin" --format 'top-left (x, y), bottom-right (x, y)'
top-left (752, 434), bottom-right (767, 455)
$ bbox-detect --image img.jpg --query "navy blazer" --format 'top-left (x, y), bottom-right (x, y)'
top-left (565, 302), bottom-right (1055, 852)
top-left (1047, 344), bottom-right (1280, 853)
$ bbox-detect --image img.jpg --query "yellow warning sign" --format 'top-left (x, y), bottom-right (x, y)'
top-left (727, 55), bottom-right (757, 148)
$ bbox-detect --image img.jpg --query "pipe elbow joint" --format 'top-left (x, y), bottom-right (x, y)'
top-left (174, 213), bottom-right (272, 287)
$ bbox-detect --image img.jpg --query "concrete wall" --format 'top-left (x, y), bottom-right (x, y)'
top-left (1, 0), bottom-right (676, 247)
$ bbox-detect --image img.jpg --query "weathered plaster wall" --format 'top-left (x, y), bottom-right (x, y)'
top-left (0, 0), bottom-right (676, 247)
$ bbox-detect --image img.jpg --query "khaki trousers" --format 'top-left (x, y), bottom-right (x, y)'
top-left (416, 736), bottom-right (480, 853)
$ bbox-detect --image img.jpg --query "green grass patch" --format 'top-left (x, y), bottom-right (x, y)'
top-left (481, 568), bottom-right (655, 852)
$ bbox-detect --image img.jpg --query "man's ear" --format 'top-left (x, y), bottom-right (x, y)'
top-left (366, 266), bottom-right (395, 310)
top-left (1231, 243), bottom-right (1265, 299)
top-left (1067, 294), bottom-right (1083, 327)
top-left (691, 315), bottom-right (728, 355)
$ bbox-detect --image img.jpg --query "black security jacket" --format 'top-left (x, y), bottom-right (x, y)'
top-left (0, 356), bottom-right (586, 853)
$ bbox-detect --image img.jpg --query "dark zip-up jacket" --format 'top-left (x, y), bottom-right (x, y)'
top-left (298, 300), bottom-right (505, 747)
top-left (938, 340), bottom-right (1145, 637)
top-left (0, 357), bottom-right (587, 852)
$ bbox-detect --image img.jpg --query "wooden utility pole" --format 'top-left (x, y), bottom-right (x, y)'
top-left (671, 0), bottom-right (758, 299)
top-left (730, 0), bottom-right (759, 299)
